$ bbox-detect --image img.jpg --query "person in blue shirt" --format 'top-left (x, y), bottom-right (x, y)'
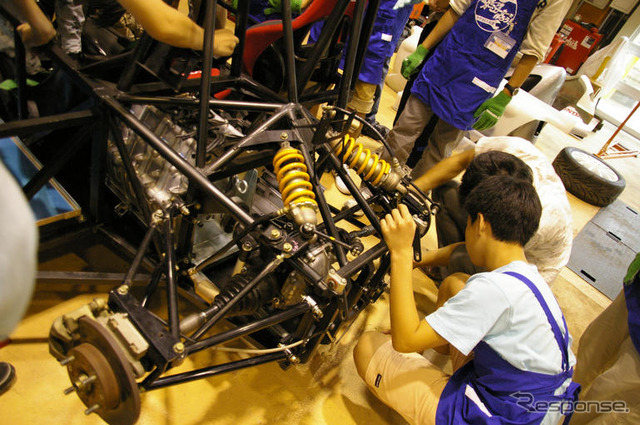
top-left (353, 174), bottom-right (579, 424)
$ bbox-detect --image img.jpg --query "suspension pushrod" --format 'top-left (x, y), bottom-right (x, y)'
top-left (115, 95), bottom-right (284, 112)
top-left (145, 351), bottom-right (287, 390)
top-left (186, 303), bottom-right (310, 355)
top-left (191, 255), bottom-right (285, 340)
top-left (328, 153), bottom-right (382, 236)
top-left (104, 98), bottom-right (254, 226)
top-left (164, 216), bottom-right (181, 339)
top-left (300, 147), bottom-right (347, 266)
top-left (122, 222), bottom-right (157, 287)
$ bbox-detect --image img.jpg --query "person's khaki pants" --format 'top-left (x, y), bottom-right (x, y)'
top-left (572, 291), bottom-right (640, 424)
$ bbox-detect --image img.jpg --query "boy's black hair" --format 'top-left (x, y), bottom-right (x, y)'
top-left (459, 151), bottom-right (534, 205)
top-left (464, 175), bottom-right (542, 246)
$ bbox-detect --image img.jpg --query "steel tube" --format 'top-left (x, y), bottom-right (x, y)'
top-left (164, 216), bottom-right (181, 339)
top-left (186, 303), bottom-right (310, 354)
top-left (104, 98), bottom-right (255, 225)
top-left (145, 351), bottom-right (287, 390)
top-left (190, 256), bottom-right (284, 339)
top-left (201, 103), bottom-right (294, 175)
top-left (197, 0), bottom-right (217, 168)
top-left (337, 241), bottom-right (387, 279)
top-left (116, 95), bottom-right (284, 112)
top-left (337, 0), bottom-right (366, 109)
top-left (281, 0), bottom-right (298, 103)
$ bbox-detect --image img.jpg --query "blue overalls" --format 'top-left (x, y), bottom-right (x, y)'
top-left (624, 253), bottom-right (640, 354)
top-left (247, 0), bottom-right (303, 24)
top-left (411, 0), bottom-right (539, 130)
top-left (358, 0), bottom-right (413, 85)
top-left (436, 271), bottom-right (581, 425)
top-left (308, 0), bottom-right (413, 85)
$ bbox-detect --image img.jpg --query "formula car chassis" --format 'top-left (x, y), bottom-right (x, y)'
top-left (0, 1), bottom-right (435, 424)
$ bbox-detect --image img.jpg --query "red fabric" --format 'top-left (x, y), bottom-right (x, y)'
top-left (187, 69), bottom-right (231, 98)
top-left (242, 0), bottom-right (340, 75)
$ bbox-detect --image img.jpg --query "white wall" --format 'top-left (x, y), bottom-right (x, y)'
top-left (618, 5), bottom-right (640, 39)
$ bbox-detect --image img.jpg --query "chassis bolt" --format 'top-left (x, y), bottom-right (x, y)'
top-left (117, 285), bottom-right (129, 295)
top-left (280, 132), bottom-right (288, 140)
top-left (289, 355), bottom-right (300, 365)
top-left (63, 385), bottom-right (76, 395)
top-left (242, 242), bottom-right (252, 252)
top-left (270, 229), bottom-right (281, 239)
top-left (173, 342), bottom-right (185, 354)
top-left (77, 374), bottom-right (97, 388)
top-left (282, 242), bottom-right (293, 253)
top-left (84, 404), bottom-right (101, 415)
top-left (59, 355), bottom-right (75, 366)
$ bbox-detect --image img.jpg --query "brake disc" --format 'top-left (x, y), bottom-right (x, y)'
top-left (64, 316), bottom-right (141, 425)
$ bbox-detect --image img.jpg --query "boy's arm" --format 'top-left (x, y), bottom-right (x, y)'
top-left (11, 0), bottom-right (56, 47)
top-left (117, 0), bottom-right (238, 55)
top-left (382, 205), bottom-right (449, 353)
top-left (412, 148), bottom-right (475, 193)
top-left (414, 242), bottom-right (465, 268)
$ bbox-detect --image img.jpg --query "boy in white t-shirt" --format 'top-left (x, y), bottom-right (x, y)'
top-left (353, 175), bottom-right (579, 425)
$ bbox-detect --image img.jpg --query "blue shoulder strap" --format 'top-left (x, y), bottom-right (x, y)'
top-left (503, 271), bottom-right (570, 371)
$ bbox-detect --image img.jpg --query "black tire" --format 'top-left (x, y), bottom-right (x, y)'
top-left (552, 146), bottom-right (626, 207)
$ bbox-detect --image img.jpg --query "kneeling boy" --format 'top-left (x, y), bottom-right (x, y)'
top-left (353, 175), bottom-right (579, 425)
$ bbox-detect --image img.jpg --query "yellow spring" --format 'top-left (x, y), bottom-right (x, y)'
top-left (273, 147), bottom-right (317, 208)
top-left (332, 135), bottom-right (391, 186)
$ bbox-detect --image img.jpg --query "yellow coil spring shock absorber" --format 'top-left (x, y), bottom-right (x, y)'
top-left (331, 135), bottom-right (402, 191)
top-left (273, 144), bottom-right (318, 226)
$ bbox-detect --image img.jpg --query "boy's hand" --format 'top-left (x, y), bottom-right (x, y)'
top-left (381, 204), bottom-right (416, 255)
top-left (213, 29), bottom-right (239, 57)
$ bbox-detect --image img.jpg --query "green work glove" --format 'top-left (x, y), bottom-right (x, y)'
top-left (401, 45), bottom-right (429, 79)
top-left (472, 91), bottom-right (512, 131)
top-left (265, 0), bottom-right (303, 15)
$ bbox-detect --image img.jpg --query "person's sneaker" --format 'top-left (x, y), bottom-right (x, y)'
top-left (0, 362), bottom-right (16, 396)
top-left (361, 120), bottom-right (390, 140)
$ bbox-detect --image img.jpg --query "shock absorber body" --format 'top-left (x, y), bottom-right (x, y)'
top-left (273, 143), bottom-right (318, 226)
top-left (330, 135), bottom-right (405, 193)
